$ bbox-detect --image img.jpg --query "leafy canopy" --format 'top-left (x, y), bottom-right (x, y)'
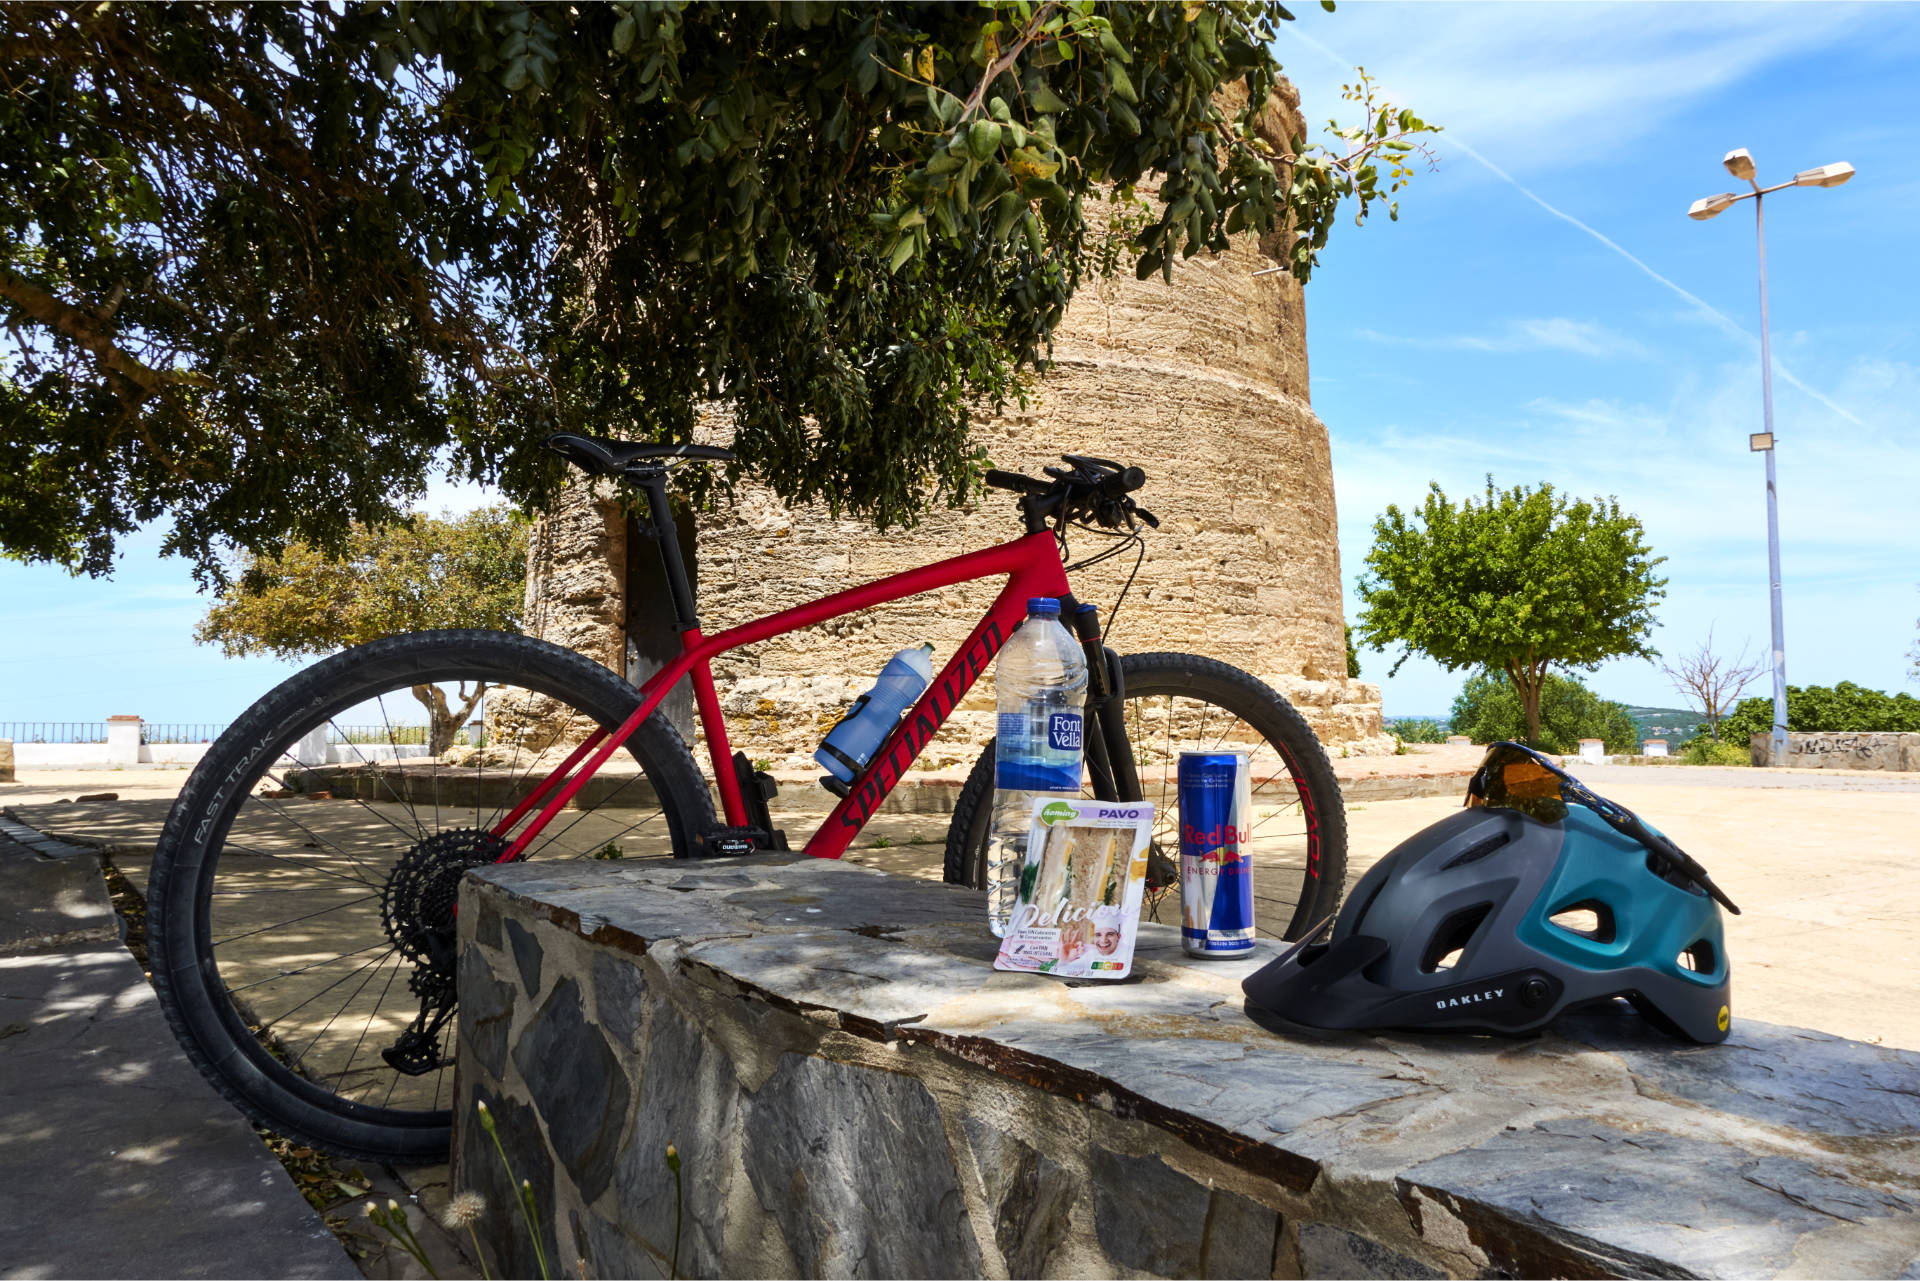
top-left (196, 506), bottom-right (528, 660)
top-left (1449, 670), bottom-right (1641, 756)
top-left (1, 1), bottom-right (1436, 583)
top-left (1355, 477), bottom-right (1666, 743)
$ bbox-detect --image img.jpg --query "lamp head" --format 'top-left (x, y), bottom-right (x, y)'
top-left (1793, 161), bottom-right (1855, 189)
top-left (1688, 192), bottom-right (1739, 221)
top-left (1723, 148), bottom-right (1757, 182)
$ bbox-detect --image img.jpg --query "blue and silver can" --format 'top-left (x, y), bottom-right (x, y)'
top-left (1178, 752), bottom-right (1255, 958)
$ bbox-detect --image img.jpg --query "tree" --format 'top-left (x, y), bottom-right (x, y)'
top-left (1659, 625), bottom-right (1765, 741)
top-left (1344, 622), bottom-right (1361, 678)
top-left (2, 2), bottom-right (1437, 582)
top-left (1448, 670), bottom-right (1641, 756)
top-left (1354, 477), bottom-right (1666, 744)
top-left (197, 506), bottom-right (528, 751)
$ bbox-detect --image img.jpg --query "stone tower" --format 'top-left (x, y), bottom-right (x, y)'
top-left (521, 81), bottom-right (1392, 772)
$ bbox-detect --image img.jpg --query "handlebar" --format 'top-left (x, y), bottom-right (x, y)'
top-left (985, 456), bottom-right (1158, 534)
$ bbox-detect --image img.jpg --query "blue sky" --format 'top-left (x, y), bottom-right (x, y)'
top-left (1279, 1), bottom-right (1920, 716)
top-left (3, 2), bottom-right (1917, 729)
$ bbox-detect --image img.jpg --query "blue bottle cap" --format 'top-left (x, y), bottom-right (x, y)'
top-left (1026, 597), bottom-right (1060, 617)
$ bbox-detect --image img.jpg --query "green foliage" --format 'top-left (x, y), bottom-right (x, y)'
top-left (1, 2), bottom-right (1438, 583)
top-left (1720, 682), bottom-right (1920, 742)
top-left (1679, 736), bottom-right (1749, 766)
top-left (1448, 670), bottom-right (1641, 755)
top-left (1386, 716), bottom-right (1449, 744)
top-left (1355, 477), bottom-right (1666, 742)
top-left (196, 507), bottom-right (527, 660)
top-left (1344, 622), bottom-right (1361, 678)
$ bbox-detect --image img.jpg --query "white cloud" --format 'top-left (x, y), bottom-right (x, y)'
top-left (1358, 317), bottom-right (1652, 359)
top-left (1277, 4), bottom-right (1911, 176)
top-left (1334, 351), bottom-right (1920, 712)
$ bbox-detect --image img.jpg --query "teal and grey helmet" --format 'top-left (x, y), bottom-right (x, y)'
top-left (1243, 742), bottom-right (1738, 1044)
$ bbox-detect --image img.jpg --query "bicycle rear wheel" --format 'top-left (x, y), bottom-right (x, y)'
top-left (147, 630), bottom-right (712, 1162)
top-left (944, 651), bottom-right (1347, 939)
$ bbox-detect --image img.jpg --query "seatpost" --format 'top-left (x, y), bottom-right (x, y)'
top-left (631, 468), bottom-right (701, 632)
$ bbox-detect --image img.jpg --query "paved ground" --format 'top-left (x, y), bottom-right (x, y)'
top-left (0, 817), bottom-right (355, 1280)
top-left (9, 757), bottom-right (1918, 1055)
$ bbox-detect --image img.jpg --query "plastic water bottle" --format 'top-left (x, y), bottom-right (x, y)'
top-left (987, 598), bottom-right (1088, 936)
top-left (816, 643), bottom-right (936, 783)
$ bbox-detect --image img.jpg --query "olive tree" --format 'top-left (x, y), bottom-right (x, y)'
top-left (1354, 478), bottom-right (1666, 745)
top-left (196, 506), bottom-right (527, 751)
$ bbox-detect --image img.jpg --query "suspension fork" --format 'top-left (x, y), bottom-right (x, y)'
top-left (1065, 600), bottom-right (1142, 804)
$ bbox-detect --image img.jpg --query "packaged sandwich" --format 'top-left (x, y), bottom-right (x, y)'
top-left (993, 797), bottom-right (1155, 980)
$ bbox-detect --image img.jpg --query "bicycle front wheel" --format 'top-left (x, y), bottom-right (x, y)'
top-left (147, 629), bottom-right (713, 1163)
top-left (944, 652), bottom-right (1347, 940)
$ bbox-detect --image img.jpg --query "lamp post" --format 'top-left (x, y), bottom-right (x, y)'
top-left (1688, 150), bottom-right (1853, 767)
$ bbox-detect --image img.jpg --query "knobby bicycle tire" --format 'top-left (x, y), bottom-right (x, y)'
top-left (944, 651), bottom-right (1348, 939)
top-left (147, 630), bottom-right (712, 1163)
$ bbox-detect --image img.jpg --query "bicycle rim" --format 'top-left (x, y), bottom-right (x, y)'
top-left (150, 631), bottom-right (710, 1159)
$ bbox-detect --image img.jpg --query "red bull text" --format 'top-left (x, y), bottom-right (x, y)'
top-left (1178, 752), bottom-right (1255, 958)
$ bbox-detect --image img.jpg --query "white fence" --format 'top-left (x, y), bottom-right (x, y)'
top-left (2, 717), bottom-right (435, 770)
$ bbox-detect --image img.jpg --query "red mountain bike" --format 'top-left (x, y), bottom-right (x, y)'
top-left (147, 434), bottom-right (1347, 1161)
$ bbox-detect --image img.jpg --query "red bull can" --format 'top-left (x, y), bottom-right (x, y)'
top-left (1178, 752), bottom-right (1255, 958)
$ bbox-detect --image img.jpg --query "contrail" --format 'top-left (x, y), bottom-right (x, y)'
top-left (1278, 26), bottom-right (1866, 428)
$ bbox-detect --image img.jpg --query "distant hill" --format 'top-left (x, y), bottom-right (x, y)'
top-left (1623, 705), bottom-right (1708, 743)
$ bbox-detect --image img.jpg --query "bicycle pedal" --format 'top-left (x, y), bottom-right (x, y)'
top-left (708, 825), bottom-right (789, 856)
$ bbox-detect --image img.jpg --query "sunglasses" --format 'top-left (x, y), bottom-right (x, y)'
top-left (1467, 741), bottom-right (1740, 915)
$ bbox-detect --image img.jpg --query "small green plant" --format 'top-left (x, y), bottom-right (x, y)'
top-left (441, 1193), bottom-right (491, 1280)
top-left (1393, 734), bottom-right (1408, 756)
top-left (871, 834), bottom-right (894, 849)
top-left (477, 1101), bottom-right (551, 1280)
top-left (366, 1199), bottom-right (440, 1279)
top-left (1679, 737), bottom-right (1750, 767)
top-left (591, 841), bottom-right (624, 861)
top-left (751, 757), bottom-right (774, 772)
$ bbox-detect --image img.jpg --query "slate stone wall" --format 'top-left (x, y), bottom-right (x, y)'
top-left (454, 857), bottom-right (1920, 1280)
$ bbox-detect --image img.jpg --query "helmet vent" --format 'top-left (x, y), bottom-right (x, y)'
top-left (1547, 900), bottom-right (1617, 944)
top-left (1678, 939), bottom-right (1718, 974)
top-left (1442, 831), bottom-right (1512, 870)
top-left (1420, 903), bottom-right (1492, 973)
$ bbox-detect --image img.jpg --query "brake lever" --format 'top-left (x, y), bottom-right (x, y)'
top-left (1132, 504), bottom-right (1160, 529)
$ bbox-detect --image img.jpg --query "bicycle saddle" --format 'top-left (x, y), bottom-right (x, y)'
top-left (546, 432), bottom-right (736, 477)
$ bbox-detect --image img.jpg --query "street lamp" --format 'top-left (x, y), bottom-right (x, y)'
top-left (1688, 149), bottom-right (1853, 767)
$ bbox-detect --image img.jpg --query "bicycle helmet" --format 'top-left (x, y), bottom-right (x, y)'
top-left (1242, 742), bottom-right (1739, 1043)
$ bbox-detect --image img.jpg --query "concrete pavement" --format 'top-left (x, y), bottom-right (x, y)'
top-left (0, 818), bottom-right (355, 1280)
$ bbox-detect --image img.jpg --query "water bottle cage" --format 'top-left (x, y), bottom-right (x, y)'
top-left (817, 694), bottom-right (873, 779)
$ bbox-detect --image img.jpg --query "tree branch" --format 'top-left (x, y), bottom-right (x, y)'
top-left (0, 265), bottom-right (208, 397)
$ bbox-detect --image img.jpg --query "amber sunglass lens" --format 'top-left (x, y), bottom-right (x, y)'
top-left (1501, 759), bottom-right (1560, 799)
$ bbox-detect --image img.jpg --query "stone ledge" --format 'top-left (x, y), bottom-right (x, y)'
top-left (455, 856), bottom-right (1920, 1280)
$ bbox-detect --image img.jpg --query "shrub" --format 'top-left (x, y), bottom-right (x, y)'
top-left (1720, 682), bottom-right (1920, 741)
top-left (1386, 717), bottom-right (1450, 744)
top-left (1449, 671), bottom-right (1640, 755)
top-left (1679, 736), bottom-right (1750, 766)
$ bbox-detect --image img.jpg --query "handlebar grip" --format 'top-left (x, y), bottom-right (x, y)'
top-left (984, 469), bottom-right (1050, 495)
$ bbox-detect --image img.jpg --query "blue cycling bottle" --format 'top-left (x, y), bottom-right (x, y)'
top-left (815, 644), bottom-right (936, 783)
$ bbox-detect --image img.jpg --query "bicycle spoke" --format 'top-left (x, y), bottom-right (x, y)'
top-left (336, 954), bottom-right (406, 1097)
top-left (243, 941), bottom-right (400, 1026)
top-left (211, 893), bottom-right (380, 948)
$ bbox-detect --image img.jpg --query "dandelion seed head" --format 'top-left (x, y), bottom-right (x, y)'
top-left (442, 1191), bottom-right (487, 1229)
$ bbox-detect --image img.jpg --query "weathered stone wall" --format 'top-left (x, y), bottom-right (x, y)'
top-left (1750, 731), bottom-right (1920, 770)
top-left (455, 857), bottom-right (1920, 1281)
top-left (527, 78), bottom-right (1391, 767)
